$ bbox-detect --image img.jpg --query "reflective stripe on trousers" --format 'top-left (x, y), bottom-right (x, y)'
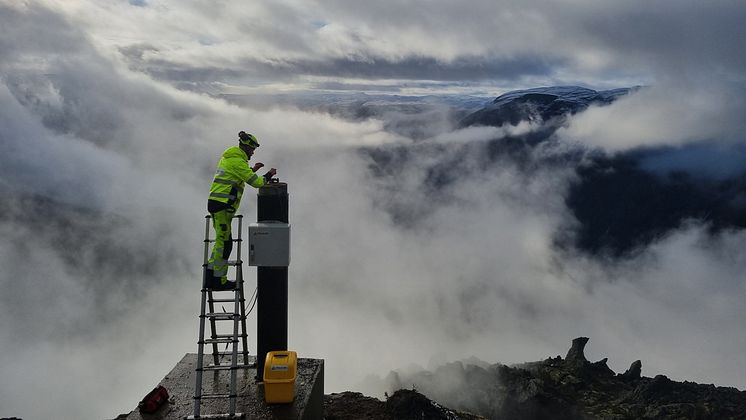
top-left (208, 209), bottom-right (234, 283)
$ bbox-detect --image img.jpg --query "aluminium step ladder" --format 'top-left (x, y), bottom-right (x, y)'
top-left (189, 214), bottom-right (252, 419)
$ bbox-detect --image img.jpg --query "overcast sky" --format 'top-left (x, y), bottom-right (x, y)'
top-left (21, 0), bottom-right (744, 94)
top-left (1, 1), bottom-right (746, 419)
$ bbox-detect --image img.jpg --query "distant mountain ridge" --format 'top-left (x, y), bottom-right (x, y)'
top-left (458, 86), bottom-right (633, 128)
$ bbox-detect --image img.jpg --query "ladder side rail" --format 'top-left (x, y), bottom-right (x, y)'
top-left (205, 214), bottom-right (221, 364)
top-left (235, 215), bottom-right (250, 365)
top-left (202, 215), bottom-right (211, 265)
top-left (207, 290), bottom-right (221, 365)
top-left (228, 292), bottom-right (241, 416)
top-left (228, 215), bottom-right (243, 415)
top-left (193, 215), bottom-right (212, 419)
top-left (235, 214), bottom-right (243, 261)
top-left (193, 289), bottom-right (208, 419)
top-left (238, 264), bottom-right (250, 365)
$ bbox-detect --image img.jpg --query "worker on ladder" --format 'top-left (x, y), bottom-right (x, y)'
top-left (205, 131), bottom-right (277, 290)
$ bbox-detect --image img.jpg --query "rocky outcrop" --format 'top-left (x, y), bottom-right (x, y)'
top-left (621, 360), bottom-right (642, 381)
top-left (324, 390), bottom-right (485, 420)
top-left (565, 336), bottom-right (590, 363)
top-left (374, 337), bottom-right (746, 420)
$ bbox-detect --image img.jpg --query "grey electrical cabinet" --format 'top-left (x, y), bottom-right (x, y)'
top-left (248, 222), bottom-right (291, 266)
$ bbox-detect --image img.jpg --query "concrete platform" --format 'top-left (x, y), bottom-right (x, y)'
top-left (122, 354), bottom-right (323, 420)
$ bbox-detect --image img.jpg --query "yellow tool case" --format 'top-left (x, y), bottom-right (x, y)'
top-left (263, 351), bottom-right (298, 403)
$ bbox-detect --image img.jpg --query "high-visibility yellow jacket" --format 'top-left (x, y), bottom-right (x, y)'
top-left (208, 146), bottom-right (266, 211)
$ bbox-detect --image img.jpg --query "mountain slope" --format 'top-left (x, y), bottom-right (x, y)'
top-left (458, 86), bottom-right (632, 129)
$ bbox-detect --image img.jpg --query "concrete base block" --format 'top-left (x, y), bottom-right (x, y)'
top-left (120, 354), bottom-right (324, 420)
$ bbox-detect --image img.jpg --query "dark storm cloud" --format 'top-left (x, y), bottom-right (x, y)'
top-left (313, 80), bottom-right (402, 92)
top-left (295, 54), bottom-right (559, 81)
top-left (133, 54), bottom-right (560, 88)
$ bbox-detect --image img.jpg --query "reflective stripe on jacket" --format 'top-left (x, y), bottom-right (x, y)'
top-left (208, 146), bottom-right (265, 210)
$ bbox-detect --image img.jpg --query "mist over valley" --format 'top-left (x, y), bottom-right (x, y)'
top-left (1, 1), bottom-right (746, 419)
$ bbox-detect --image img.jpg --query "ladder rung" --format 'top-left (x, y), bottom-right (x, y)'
top-left (203, 313), bottom-right (238, 320)
top-left (205, 364), bottom-right (254, 372)
top-left (201, 260), bottom-right (242, 269)
top-left (202, 337), bottom-right (236, 345)
top-left (215, 334), bottom-right (248, 348)
top-left (205, 280), bottom-right (240, 285)
top-left (201, 365), bottom-right (236, 371)
top-left (216, 351), bottom-right (249, 356)
top-left (211, 359), bottom-right (255, 368)
top-left (212, 348), bottom-right (248, 358)
top-left (187, 413), bottom-right (245, 420)
top-left (201, 362), bottom-right (251, 370)
top-left (202, 282), bottom-right (239, 291)
top-left (210, 298), bottom-right (243, 303)
top-left (195, 393), bottom-right (236, 400)
top-left (212, 348), bottom-right (249, 356)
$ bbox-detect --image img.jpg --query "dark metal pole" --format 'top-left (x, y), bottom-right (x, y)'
top-left (256, 182), bottom-right (289, 380)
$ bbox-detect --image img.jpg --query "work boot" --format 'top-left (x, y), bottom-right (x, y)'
top-left (203, 268), bottom-right (236, 290)
top-left (209, 276), bottom-right (236, 291)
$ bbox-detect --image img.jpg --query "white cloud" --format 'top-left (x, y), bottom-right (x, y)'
top-left (2, 2), bottom-right (746, 419)
top-left (558, 84), bottom-right (746, 152)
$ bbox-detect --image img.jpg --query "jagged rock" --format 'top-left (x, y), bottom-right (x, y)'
top-left (621, 360), bottom-right (642, 380)
top-left (592, 357), bottom-right (609, 368)
top-left (589, 357), bottom-right (616, 377)
top-left (369, 337), bottom-right (746, 420)
top-left (565, 337), bottom-right (589, 363)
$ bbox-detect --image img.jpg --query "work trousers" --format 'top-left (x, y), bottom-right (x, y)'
top-left (207, 208), bottom-right (234, 284)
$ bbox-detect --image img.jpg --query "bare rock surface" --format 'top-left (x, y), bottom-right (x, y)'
top-left (621, 360), bottom-right (642, 381)
top-left (566, 336), bottom-right (590, 363)
top-left (338, 337), bottom-right (746, 420)
top-left (324, 390), bottom-right (485, 420)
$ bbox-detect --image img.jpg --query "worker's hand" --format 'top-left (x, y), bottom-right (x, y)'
top-left (266, 168), bottom-right (277, 179)
top-left (252, 162), bottom-right (264, 172)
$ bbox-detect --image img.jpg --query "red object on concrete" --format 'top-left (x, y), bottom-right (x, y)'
top-left (138, 385), bottom-right (170, 414)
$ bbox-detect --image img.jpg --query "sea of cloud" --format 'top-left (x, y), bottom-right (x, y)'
top-left (1, 2), bottom-right (745, 420)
